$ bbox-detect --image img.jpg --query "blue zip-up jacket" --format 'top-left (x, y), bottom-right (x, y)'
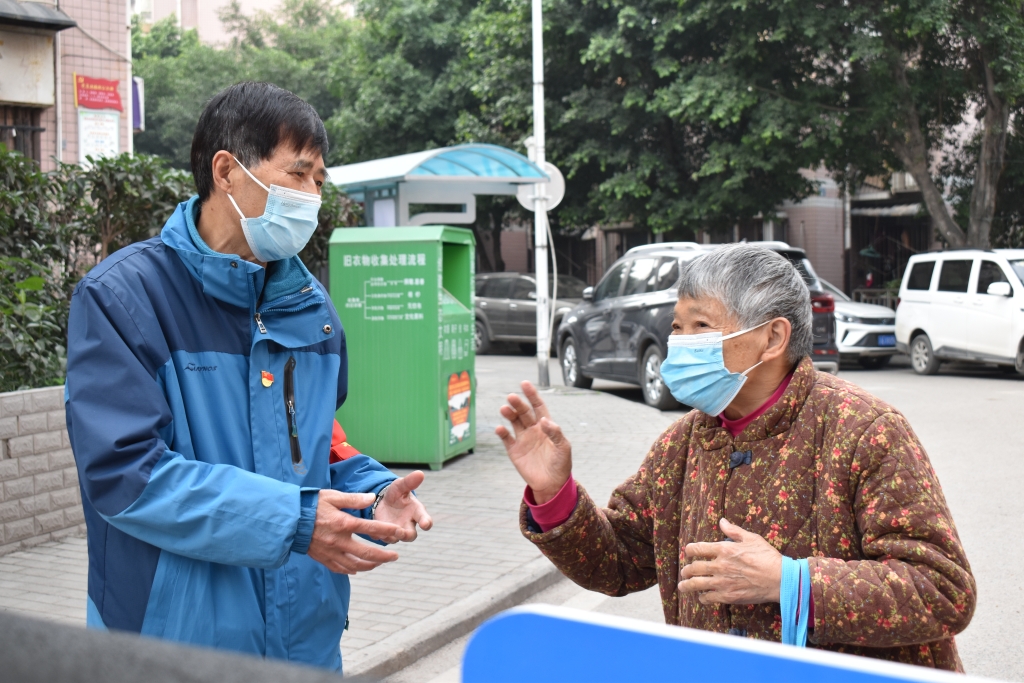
top-left (65, 197), bottom-right (396, 671)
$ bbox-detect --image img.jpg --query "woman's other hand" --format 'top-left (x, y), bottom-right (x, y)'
top-left (678, 518), bottom-right (784, 604)
top-left (496, 381), bottom-right (572, 504)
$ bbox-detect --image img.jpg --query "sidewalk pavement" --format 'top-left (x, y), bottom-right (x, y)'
top-left (0, 354), bottom-right (679, 679)
top-left (3, 357), bottom-right (1024, 681)
top-left (0, 536), bottom-right (87, 625)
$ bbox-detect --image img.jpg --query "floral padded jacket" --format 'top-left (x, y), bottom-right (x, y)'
top-left (520, 357), bottom-right (975, 670)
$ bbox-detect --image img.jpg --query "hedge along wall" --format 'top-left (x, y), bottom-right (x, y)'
top-left (0, 386), bottom-right (85, 555)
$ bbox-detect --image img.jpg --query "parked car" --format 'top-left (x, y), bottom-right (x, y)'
top-left (556, 241), bottom-right (839, 410)
top-left (819, 279), bottom-right (897, 369)
top-left (474, 273), bottom-right (589, 353)
top-left (895, 249), bottom-right (1024, 375)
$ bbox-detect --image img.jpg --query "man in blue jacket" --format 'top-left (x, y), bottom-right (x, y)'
top-left (65, 82), bottom-right (433, 671)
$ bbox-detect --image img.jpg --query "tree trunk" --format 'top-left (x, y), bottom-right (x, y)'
top-left (471, 223), bottom-right (494, 272)
top-left (490, 206), bottom-right (505, 272)
top-left (967, 61), bottom-right (1011, 250)
top-left (100, 219), bottom-right (111, 261)
top-left (889, 56), bottom-right (968, 249)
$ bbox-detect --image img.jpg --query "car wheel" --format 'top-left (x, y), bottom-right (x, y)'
top-left (560, 338), bottom-right (593, 389)
top-left (475, 320), bottom-right (491, 355)
top-left (1016, 341), bottom-right (1024, 375)
top-left (640, 345), bottom-right (680, 410)
top-left (910, 335), bottom-right (940, 375)
top-left (857, 356), bottom-right (891, 370)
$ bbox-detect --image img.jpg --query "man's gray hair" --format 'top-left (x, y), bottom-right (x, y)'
top-left (676, 244), bottom-right (812, 364)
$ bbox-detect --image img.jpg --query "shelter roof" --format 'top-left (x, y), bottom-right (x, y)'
top-left (326, 144), bottom-right (548, 189)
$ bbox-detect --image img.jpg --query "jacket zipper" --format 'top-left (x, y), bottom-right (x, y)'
top-left (255, 313), bottom-right (267, 334)
top-left (283, 356), bottom-right (302, 464)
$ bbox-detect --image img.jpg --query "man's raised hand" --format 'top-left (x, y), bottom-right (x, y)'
top-left (307, 490), bottom-right (402, 575)
top-left (496, 381), bottom-right (572, 504)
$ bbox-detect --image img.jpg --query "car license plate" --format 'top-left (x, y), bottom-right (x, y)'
top-left (877, 334), bottom-right (896, 347)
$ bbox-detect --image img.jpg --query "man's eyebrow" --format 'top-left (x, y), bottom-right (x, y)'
top-left (290, 159), bottom-right (315, 170)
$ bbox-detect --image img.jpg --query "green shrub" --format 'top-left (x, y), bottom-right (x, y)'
top-left (0, 144), bottom-right (193, 391)
top-left (299, 181), bottom-right (362, 277)
top-left (0, 258), bottom-right (67, 391)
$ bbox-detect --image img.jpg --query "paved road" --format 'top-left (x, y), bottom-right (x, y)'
top-left (385, 354), bottom-right (1024, 682)
top-left (841, 360), bottom-right (1024, 681)
top-left (383, 576), bottom-right (665, 683)
top-left (1, 353), bottom-right (1021, 680)
top-left (0, 353), bottom-right (677, 678)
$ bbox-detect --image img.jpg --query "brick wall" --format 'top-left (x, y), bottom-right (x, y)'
top-left (0, 386), bottom-right (85, 556)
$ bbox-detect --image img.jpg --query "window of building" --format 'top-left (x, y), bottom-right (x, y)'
top-left (0, 106), bottom-right (44, 162)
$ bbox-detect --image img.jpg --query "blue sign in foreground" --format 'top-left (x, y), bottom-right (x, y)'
top-left (462, 605), bottom-right (987, 683)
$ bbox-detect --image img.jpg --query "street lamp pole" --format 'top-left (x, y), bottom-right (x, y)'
top-left (531, 0), bottom-right (551, 387)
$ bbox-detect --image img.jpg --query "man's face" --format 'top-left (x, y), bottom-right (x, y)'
top-left (228, 143), bottom-right (327, 221)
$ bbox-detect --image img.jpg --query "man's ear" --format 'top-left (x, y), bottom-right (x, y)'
top-left (762, 317), bottom-right (792, 362)
top-left (210, 150), bottom-right (236, 196)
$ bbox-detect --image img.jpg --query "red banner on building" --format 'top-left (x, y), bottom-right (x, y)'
top-left (74, 73), bottom-right (123, 111)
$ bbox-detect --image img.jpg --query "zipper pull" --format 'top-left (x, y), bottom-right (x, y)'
top-left (255, 313), bottom-right (267, 334)
top-left (288, 400), bottom-right (298, 437)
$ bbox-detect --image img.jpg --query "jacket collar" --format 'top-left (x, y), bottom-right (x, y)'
top-left (161, 196), bottom-right (314, 310)
top-left (693, 357), bottom-right (817, 450)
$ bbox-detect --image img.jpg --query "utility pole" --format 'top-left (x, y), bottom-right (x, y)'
top-left (531, 0), bottom-right (550, 387)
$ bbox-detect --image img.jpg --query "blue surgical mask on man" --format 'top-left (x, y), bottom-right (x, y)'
top-left (226, 156), bottom-right (322, 262)
top-left (659, 320), bottom-right (770, 416)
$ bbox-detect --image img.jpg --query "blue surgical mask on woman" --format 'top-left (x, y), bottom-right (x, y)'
top-left (226, 156), bottom-right (322, 262)
top-left (659, 320), bottom-right (770, 416)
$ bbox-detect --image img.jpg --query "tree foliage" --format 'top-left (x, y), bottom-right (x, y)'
top-left (132, 3), bottom-right (351, 169)
top-left (0, 145), bottom-right (192, 391)
top-left (133, 0), bottom-right (1024, 250)
top-left (648, 0), bottom-right (1024, 248)
top-left (84, 153), bottom-right (193, 259)
top-left (0, 258), bottom-right (68, 392)
top-left (299, 181), bottom-right (363, 274)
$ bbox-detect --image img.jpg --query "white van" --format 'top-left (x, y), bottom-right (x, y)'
top-left (895, 249), bottom-right (1024, 375)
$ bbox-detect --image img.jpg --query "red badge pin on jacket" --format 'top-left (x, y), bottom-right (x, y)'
top-left (261, 370), bottom-right (274, 388)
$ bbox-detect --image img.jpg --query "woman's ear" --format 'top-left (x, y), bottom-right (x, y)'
top-left (762, 317), bottom-right (792, 362)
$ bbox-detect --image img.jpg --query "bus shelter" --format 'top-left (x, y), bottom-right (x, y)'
top-left (326, 143), bottom-right (550, 227)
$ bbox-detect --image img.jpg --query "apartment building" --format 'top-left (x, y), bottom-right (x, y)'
top-left (0, 0), bottom-right (134, 171)
top-left (132, 0), bottom-right (350, 46)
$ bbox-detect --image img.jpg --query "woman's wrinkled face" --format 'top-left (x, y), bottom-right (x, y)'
top-left (671, 296), bottom-right (769, 375)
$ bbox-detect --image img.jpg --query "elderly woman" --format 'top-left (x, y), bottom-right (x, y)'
top-left (496, 244), bottom-right (975, 670)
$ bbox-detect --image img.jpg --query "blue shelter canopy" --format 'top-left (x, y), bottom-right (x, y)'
top-left (326, 144), bottom-right (548, 226)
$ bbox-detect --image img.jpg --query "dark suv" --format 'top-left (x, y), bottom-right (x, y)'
top-left (556, 242), bottom-right (838, 409)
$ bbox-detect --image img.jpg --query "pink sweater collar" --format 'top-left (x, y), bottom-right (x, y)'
top-left (718, 371), bottom-right (795, 437)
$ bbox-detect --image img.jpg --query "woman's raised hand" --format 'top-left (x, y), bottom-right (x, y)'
top-left (496, 381), bottom-right (572, 504)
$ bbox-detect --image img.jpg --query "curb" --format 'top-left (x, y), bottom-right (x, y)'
top-left (343, 556), bottom-right (562, 680)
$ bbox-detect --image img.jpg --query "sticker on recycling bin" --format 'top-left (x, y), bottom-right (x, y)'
top-left (447, 371), bottom-right (472, 443)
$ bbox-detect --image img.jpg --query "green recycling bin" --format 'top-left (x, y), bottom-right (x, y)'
top-left (329, 226), bottom-right (476, 470)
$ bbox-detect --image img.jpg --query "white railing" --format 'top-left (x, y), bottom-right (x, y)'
top-left (852, 288), bottom-right (898, 309)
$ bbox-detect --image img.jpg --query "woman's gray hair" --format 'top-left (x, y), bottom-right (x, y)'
top-left (676, 244), bottom-right (812, 364)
